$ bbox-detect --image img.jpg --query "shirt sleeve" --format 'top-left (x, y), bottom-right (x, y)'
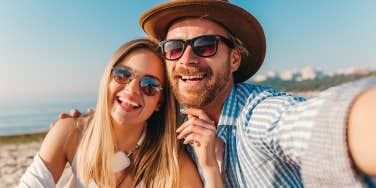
top-left (17, 153), bottom-right (55, 188)
top-left (301, 78), bottom-right (376, 187)
top-left (248, 78), bottom-right (376, 187)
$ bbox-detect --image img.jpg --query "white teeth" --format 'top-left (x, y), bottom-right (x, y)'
top-left (181, 75), bottom-right (204, 80)
top-left (118, 97), bottom-right (140, 108)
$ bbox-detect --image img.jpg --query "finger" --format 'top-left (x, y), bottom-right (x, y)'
top-left (50, 122), bottom-right (55, 128)
top-left (70, 109), bottom-right (81, 117)
top-left (183, 133), bottom-right (205, 146)
top-left (181, 108), bottom-right (214, 124)
top-left (176, 117), bottom-right (215, 133)
top-left (81, 108), bottom-right (95, 118)
top-left (176, 118), bottom-right (193, 133)
top-left (177, 123), bottom-right (214, 140)
top-left (58, 113), bottom-right (71, 119)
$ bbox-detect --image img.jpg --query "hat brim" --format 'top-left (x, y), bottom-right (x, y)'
top-left (140, 1), bottom-right (266, 83)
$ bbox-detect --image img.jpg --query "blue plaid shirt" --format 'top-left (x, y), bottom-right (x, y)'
top-left (186, 78), bottom-right (376, 187)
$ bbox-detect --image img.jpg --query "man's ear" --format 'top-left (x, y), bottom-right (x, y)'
top-left (230, 49), bottom-right (241, 72)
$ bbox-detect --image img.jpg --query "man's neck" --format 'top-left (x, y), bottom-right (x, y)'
top-left (201, 82), bottom-right (233, 125)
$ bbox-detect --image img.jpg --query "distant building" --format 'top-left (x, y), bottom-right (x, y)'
top-left (251, 66), bottom-right (370, 82)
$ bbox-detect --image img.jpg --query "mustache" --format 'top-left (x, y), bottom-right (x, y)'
top-left (172, 67), bottom-right (212, 78)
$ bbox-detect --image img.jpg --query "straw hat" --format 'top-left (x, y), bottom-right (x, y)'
top-left (139, 0), bottom-right (266, 83)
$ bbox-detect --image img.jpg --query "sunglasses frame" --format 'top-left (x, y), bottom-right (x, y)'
top-left (111, 66), bottom-right (163, 96)
top-left (159, 34), bottom-right (235, 60)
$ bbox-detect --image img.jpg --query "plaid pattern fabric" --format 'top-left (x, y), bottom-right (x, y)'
top-left (186, 78), bottom-right (376, 187)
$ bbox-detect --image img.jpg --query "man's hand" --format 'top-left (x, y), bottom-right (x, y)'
top-left (50, 108), bottom-right (94, 128)
top-left (348, 87), bottom-right (376, 176)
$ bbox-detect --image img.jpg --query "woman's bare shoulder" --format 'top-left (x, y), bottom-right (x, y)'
top-left (38, 117), bottom-right (81, 182)
top-left (39, 118), bottom-right (80, 158)
top-left (178, 150), bottom-right (203, 188)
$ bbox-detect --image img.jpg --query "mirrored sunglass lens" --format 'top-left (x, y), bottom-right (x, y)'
top-left (140, 77), bottom-right (161, 96)
top-left (194, 36), bottom-right (217, 57)
top-left (164, 41), bottom-right (184, 60)
top-left (113, 67), bottom-right (132, 84)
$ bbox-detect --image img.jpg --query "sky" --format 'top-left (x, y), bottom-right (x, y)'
top-left (0, 0), bottom-right (375, 105)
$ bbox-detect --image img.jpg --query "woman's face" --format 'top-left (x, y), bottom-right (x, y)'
top-left (109, 49), bottom-right (164, 127)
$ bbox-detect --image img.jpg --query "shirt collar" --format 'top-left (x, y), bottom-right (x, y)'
top-left (218, 85), bottom-right (239, 127)
top-left (216, 85), bottom-right (239, 143)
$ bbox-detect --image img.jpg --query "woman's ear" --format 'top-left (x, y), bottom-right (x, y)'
top-left (230, 49), bottom-right (241, 73)
top-left (154, 103), bottom-right (161, 112)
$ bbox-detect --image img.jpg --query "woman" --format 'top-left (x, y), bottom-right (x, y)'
top-left (19, 39), bottom-right (202, 187)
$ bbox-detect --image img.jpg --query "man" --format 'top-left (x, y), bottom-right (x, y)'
top-left (63, 0), bottom-right (376, 187)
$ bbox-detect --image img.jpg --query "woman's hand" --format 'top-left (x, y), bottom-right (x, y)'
top-left (177, 108), bottom-right (217, 169)
top-left (177, 108), bottom-right (224, 188)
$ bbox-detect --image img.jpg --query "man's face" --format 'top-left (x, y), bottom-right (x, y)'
top-left (164, 18), bottom-right (238, 108)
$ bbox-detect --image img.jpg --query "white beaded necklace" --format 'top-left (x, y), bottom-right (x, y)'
top-left (88, 128), bottom-right (146, 188)
top-left (113, 128), bottom-right (146, 173)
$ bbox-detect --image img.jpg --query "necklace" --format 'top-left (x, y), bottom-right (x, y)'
top-left (113, 128), bottom-right (146, 173)
top-left (88, 129), bottom-right (146, 188)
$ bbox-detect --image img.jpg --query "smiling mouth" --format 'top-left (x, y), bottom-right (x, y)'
top-left (180, 74), bottom-right (206, 82)
top-left (116, 96), bottom-right (141, 109)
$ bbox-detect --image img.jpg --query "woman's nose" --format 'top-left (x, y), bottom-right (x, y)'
top-left (123, 78), bottom-right (141, 95)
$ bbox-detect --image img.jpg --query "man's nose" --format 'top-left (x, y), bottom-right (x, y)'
top-left (178, 45), bottom-right (199, 66)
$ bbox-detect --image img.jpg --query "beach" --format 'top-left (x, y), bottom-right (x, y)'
top-left (0, 132), bottom-right (75, 188)
top-left (0, 131), bottom-right (47, 187)
top-left (0, 141), bottom-right (41, 187)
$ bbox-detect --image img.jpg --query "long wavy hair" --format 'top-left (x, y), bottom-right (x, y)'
top-left (75, 39), bottom-right (180, 187)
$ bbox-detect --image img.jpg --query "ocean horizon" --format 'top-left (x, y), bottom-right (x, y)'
top-left (0, 100), bottom-right (96, 136)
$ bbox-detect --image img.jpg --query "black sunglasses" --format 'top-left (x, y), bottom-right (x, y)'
top-left (111, 66), bottom-right (163, 96)
top-left (159, 35), bottom-right (235, 60)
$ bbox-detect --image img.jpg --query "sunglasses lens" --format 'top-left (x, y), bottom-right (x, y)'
top-left (163, 40), bottom-right (184, 60)
top-left (140, 77), bottom-right (162, 96)
top-left (112, 67), bottom-right (132, 84)
top-left (193, 36), bottom-right (217, 57)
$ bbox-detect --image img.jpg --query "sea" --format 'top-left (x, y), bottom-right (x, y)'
top-left (0, 100), bottom-right (96, 136)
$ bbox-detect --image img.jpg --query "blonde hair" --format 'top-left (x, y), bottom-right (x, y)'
top-left (75, 39), bottom-right (180, 188)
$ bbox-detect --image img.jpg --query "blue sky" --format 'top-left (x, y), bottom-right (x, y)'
top-left (0, 0), bottom-right (375, 104)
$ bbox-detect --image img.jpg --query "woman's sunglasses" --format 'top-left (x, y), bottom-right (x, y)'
top-left (159, 35), bottom-right (235, 60)
top-left (111, 66), bottom-right (163, 96)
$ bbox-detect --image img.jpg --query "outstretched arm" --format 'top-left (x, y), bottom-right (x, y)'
top-left (348, 87), bottom-right (376, 175)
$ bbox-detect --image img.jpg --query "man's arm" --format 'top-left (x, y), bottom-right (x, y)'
top-left (246, 78), bottom-right (376, 186)
top-left (348, 87), bottom-right (376, 175)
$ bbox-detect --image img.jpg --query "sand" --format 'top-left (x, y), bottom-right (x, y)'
top-left (0, 140), bottom-right (74, 188)
top-left (0, 141), bottom-right (41, 187)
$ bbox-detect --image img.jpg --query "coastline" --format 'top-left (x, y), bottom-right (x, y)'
top-left (0, 130), bottom-right (47, 145)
